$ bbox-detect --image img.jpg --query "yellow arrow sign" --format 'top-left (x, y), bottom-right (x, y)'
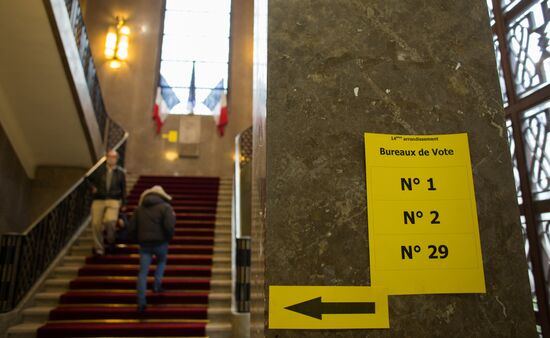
top-left (269, 286), bottom-right (389, 329)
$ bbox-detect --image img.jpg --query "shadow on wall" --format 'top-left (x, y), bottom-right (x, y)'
top-left (0, 123), bottom-right (31, 235)
top-left (29, 166), bottom-right (88, 223)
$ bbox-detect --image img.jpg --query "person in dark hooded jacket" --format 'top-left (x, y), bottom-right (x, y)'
top-left (128, 185), bottom-right (175, 311)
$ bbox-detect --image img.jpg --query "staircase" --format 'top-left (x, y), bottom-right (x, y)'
top-left (6, 175), bottom-right (233, 338)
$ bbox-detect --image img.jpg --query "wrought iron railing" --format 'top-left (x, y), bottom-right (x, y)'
top-left (106, 117), bottom-right (127, 166)
top-left (235, 238), bottom-right (251, 312)
top-left (233, 127), bottom-right (252, 313)
top-left (65, 0), bottom-right (108, 139)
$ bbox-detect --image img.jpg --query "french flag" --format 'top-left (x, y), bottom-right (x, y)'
top-left (203, 79), bottom-right (228, 136)
top-left (152, 76), bottom-right (180, 134)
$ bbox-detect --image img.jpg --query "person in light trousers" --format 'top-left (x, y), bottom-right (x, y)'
top-left (87, 150), bottom-right (126, 255)
top-left (128, 185), bottom-right (175, 312)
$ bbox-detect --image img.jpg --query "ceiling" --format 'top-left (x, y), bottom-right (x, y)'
top-left (0, 0), bottom-right (92, 178)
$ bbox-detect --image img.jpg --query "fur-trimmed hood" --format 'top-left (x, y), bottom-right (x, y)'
top-left (138, 185), bottom-right (172, 206)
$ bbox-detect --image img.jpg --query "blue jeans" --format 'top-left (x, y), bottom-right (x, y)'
top-left (137, 242), bottom-right (168, 307)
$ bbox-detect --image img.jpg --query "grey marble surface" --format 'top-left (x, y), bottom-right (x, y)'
top-left (253, 0), bottom-right (537, 336)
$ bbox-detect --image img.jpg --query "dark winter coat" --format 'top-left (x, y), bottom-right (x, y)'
top-left (128, 193), bottom-right (175, 245)
top-left (87, 163), bottom-right (127, 205)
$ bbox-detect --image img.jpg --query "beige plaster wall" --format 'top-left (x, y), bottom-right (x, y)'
top-left (83, 0), bottom-right (253, 178)
top-left (29, 166), bottom-right (87, 223)
top-left (0, 123), bottom-right (85, 234)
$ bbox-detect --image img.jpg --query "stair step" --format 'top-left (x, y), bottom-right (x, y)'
top-left (37, 291), bottom-right (209, 305)
top-left (35, 291), bottom-right (231, 306)
top-left (206, 322), bottom-right (233, 338)
top-left (85, 254), bottom-right (212, 265)
top-left (21, 306), bottom-right (55, 324)
top-left (44, 277), bottom-right (230, 292)
top-left (128, 214), bottom-right (219, 221)
top-left (61, 256), bottom-right (86, 266)
top-left (73, 228), bottom-right (231, 244)
top-left (83, 254), bottom-right (229, 265)
top-left (64, 254), bottom-right (230, 265)
top-left (7, 323), bottom-right (42, 338)
top-left (127, 196), bottom-right (218, 203)
top-left (127, 205), bottom-right (217, 212)
top-left (50, 305), bottom-right (209, 320)
top-left (22, 305), bottom-right (232, 323)
top-left (36, 321), bottom-right (208, 337)
top-left (118, 237), bottom-right (218, 246)
top-left (131, 187), bottom-right (220, 194)
top-left (69, 277), bottom-right (212, 291)
top-left (76, 234), bottom-right (231, 247)
top-left (71, 243), bottom-right (230, 256)
top-left (54, 265), bottom-right (230, 278)
top-left (77, 266), bottom-right (213, 278)
top-left (111, 244), bottom-right (230, 255)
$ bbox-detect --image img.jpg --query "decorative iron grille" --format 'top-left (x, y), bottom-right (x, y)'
top-left (503, 0), bottom-right (525, 14)
top-left (106, 117), bottom-right (127, 152)
top-left (508, 120), bottom-right (524, 201)
top-left (235, 238), bottom-right (251, 313)
top-left (239, 127), bottom-right (253, 168)
top-left (507, 1), bottom-right (550, 98)
top-left (233, 127), bottom-right (253, 313)
top-left (490, 0), bottom-right (550, 335)
top-left (495, 37), bottom-right (510, 106)
top-left (522, 102), bottom-right (550, 200)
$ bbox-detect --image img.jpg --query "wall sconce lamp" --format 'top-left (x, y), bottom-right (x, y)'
top-left (104, 17), bottom-right (130, 69)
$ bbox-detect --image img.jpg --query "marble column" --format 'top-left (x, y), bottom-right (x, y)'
top-left (251, 0), bottom-right (537, 337)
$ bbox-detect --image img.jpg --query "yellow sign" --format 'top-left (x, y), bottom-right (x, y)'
top-left (364, 133), bottom-right (486, 295)
top-left (269, 286), bottom-right (389, 329)
top-left (162, 130), bottom-right (178, 143)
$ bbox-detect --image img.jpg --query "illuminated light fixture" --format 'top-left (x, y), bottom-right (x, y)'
top-left (165, 151), bottom-right (179, 161)
top-left (109, 60), bottom-right (121, 69)
top-left (104, 17), bottom-right (130, 69)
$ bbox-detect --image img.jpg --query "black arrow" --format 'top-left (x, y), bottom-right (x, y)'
top-left (284, 297), bottom-right (376, 320)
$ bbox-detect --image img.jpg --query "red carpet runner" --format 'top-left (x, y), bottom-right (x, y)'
top-left (37, 176), bottom-right (219, 338)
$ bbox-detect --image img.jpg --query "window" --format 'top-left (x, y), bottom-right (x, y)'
top-left (488, 0), bottom-right (550, 334)
top-left (160, 0), bottom-right (231, 115)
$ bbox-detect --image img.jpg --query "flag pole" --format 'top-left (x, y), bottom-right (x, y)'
top-left (187, 61), bottom-right (196, 115)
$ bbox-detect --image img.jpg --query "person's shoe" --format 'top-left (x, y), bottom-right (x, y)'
top-left (152, 285), bottom-right (164, 293)
top-left (137, 304), bottom-right (147, 312)
top-left (92, 248), bottom-right (103, 256)
top-left (105, 245), bottom-right (115, 255)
